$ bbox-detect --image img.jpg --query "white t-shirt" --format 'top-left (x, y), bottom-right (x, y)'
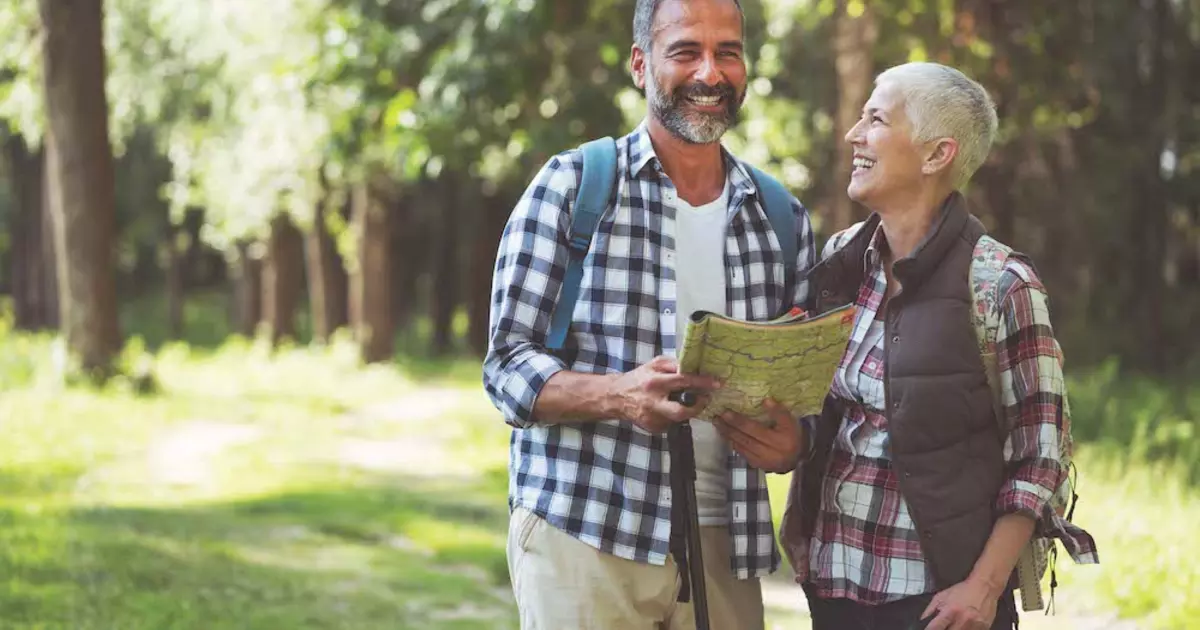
top-left (668, 179), bottom-right (731, 526)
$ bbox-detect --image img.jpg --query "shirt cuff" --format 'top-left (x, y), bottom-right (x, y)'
top-left (502, 348), bottom-right (568, 428)
top-left (994, 480), bottom-right (1051, 523)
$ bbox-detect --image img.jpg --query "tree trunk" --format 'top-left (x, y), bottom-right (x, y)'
top-left (39, 0), bottom-right (121, 374)
top-left (164, 223), bottom-right (184, 339)
top-left (305, 197), bottom-right (349, 343)
top-left (40, 177), bottom-right (60, 330)
top-left (392, 182), bottom-right (429, 343)
top-left (467, 193), bottom-right (508, 356)
top-left (3, 135), bottom-right (53, 330)
top-left (350, 182), bottom-right (393, 363)
top-left (232, 242), bottom-right (262, 337)
top-left (830, 0), bottom-right (878, 231)
top-left (431, 177), bottom-right (460, 356)
top-left (261, 213), bottom-right (305, 344)
top-left (1129, 0), bottom-right (1171, 372)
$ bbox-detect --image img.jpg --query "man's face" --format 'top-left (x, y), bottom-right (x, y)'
top-left (633, 0), bottom-right (747, 144)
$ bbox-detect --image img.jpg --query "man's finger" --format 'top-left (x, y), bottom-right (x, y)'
top-left (717, 422), bottom-right (772, 465)
top-left (717, 412), bottom-right (786, 451)
top-left (650, 371), bottom-right (721, 393)
top-left (646, 356), bottom-right (679, 373)
top-left (658, 394), bottom-right (713, 421)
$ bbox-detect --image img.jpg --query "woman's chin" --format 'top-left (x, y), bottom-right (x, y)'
top-left (846, 181), bottom-right (870, 204)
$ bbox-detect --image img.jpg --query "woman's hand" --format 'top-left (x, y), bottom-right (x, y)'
top-left (919, 576), bottom-right (1000, 630)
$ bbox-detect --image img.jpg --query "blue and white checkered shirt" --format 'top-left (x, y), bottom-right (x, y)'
top-left (483, 121), bottom-right (816, 579)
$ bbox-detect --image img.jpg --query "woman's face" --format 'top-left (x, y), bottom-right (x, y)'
top-left (844, 81), bottom-right (928, 210)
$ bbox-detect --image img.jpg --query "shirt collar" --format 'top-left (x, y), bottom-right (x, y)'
top-left (864, 222), bottom-right (890, 269)
top-left (625, 118), bottom-right (759, 201)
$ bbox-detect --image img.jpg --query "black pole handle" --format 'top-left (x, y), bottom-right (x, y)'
top-left (668, 389), bottom-right (698, 407)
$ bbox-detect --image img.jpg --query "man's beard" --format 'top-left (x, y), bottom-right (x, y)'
top-left (646, 66), bottom-right (743, 145)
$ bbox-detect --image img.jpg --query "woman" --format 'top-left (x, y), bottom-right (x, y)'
top-left (714, 62), bottom-right (1097, 630)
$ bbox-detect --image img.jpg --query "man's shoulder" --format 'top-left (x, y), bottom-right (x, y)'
top-left (534, 130), bottom-right (640, 193)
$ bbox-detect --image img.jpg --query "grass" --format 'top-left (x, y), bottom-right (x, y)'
top-left (1, 312), bottom-right (517, 629)
top-left (1, 299), bottom-right (1198, 629)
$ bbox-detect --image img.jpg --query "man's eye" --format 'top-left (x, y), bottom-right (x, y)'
top-left (872, 115), bottom-right (884, 123)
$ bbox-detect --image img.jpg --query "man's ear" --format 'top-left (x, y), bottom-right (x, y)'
top-left (922, 138), bottom-right (958, 177)
top-left (630, 45), bottom-right (646, 89)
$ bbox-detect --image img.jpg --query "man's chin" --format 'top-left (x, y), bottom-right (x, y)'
top-left (672, 118), bottom-right (733, 145)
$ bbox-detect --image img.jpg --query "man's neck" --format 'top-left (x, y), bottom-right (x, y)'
top-left (646, 117), bottom-right (726, 206)
top-left (876, 185), bottom-right (955, 260)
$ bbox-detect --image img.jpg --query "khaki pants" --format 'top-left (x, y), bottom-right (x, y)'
top-left (507, 506), bottom-right (765, 630)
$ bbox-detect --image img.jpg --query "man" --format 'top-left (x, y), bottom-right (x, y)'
top-left (482, 0), bottom-right (816, 628)
top-left (716, 62), bottom-right (1097, 630)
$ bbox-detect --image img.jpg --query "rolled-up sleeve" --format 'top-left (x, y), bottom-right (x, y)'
top-left (993, 259), bottom-right (1068, 524)
top-left (482, 154), bottom-right (579, 428)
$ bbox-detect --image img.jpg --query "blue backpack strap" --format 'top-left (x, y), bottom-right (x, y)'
top-left (745, 165), bottom-right (796, 278)
top-left (546, 137), bottom-right (618, 350)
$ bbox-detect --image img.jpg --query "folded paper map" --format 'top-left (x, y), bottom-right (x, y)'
top-left (677, 304), bottom-right (857, 423)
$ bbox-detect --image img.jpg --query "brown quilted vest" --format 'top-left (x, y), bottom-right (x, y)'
top-left (780, 192), bottom-right (1005, 589)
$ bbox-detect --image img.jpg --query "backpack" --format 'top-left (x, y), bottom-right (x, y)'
top-left (546, 136), bottom-right (799, 350)
top-left (969, 234), bottom-right (1079, 613)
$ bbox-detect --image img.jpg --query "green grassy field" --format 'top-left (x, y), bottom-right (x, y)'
top-left (1, 307), bottom-right (1197, 629)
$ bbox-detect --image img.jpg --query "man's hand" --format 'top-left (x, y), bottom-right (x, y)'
top-left (713, 398), bottom-right (806, 473)
top-left (609, 356), bottom-right (721, 434)
top-left (919, 576), bottom-right (1000, 630)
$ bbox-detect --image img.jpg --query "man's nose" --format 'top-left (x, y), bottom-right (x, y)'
top-left (694, 54), bottom-right (721, 85)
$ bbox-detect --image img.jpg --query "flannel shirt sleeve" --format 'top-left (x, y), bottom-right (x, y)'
top-left (482, 153), bottom-right (579, 429)
top-left (791, 198), bottom-right (817, 310)
top-left (993, 258), bottom-right (1069, 522)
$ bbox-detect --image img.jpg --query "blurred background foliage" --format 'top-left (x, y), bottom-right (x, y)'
top-left (3, 0), bottom-right (1197, 370)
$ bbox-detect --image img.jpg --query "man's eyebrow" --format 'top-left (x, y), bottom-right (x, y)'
top-left (718, 40), bottom-right (744, 50)
top-left (664, 39), bottom-right (700, 54)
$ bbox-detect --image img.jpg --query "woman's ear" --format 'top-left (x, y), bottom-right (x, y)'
top-left (922, 138), bottom-right (959, 177)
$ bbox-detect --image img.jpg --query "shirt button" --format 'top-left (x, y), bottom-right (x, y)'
top-left (892, 335), bottom-right (900, 344)
top-left (664, 308), bottom-right (673, 315)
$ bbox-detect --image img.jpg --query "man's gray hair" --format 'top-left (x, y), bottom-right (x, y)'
top-left (633, 0), bottom-right (744, 53)
top-left (875, 62), bottom-right (998, 188)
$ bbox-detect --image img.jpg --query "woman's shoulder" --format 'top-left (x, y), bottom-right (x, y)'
top-left (820, 221), bottom-right (870, 260)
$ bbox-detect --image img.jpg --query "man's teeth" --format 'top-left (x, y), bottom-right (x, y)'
top-left (688, 95), bottom-right (721, 106)
top-left (853, 157), bottom-right (876, 170)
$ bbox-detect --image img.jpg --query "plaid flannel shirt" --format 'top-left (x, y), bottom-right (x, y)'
top-left (799, 223), bottom-right (1098, 603)
top-left (483, 121), bottom-right (815, 578)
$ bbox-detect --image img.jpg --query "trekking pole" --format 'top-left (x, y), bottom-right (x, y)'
top-left (667, 399), bottom-right (710, 630)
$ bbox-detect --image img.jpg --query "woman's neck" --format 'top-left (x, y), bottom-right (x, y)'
top-left (875, 187), bottom-right (954, 260)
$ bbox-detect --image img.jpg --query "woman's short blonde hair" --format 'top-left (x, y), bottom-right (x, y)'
top-left (875, 62), bottom-right (998, 188)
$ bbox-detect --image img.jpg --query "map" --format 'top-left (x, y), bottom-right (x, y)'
top-left (677, 304), bottom-right (857, 423)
